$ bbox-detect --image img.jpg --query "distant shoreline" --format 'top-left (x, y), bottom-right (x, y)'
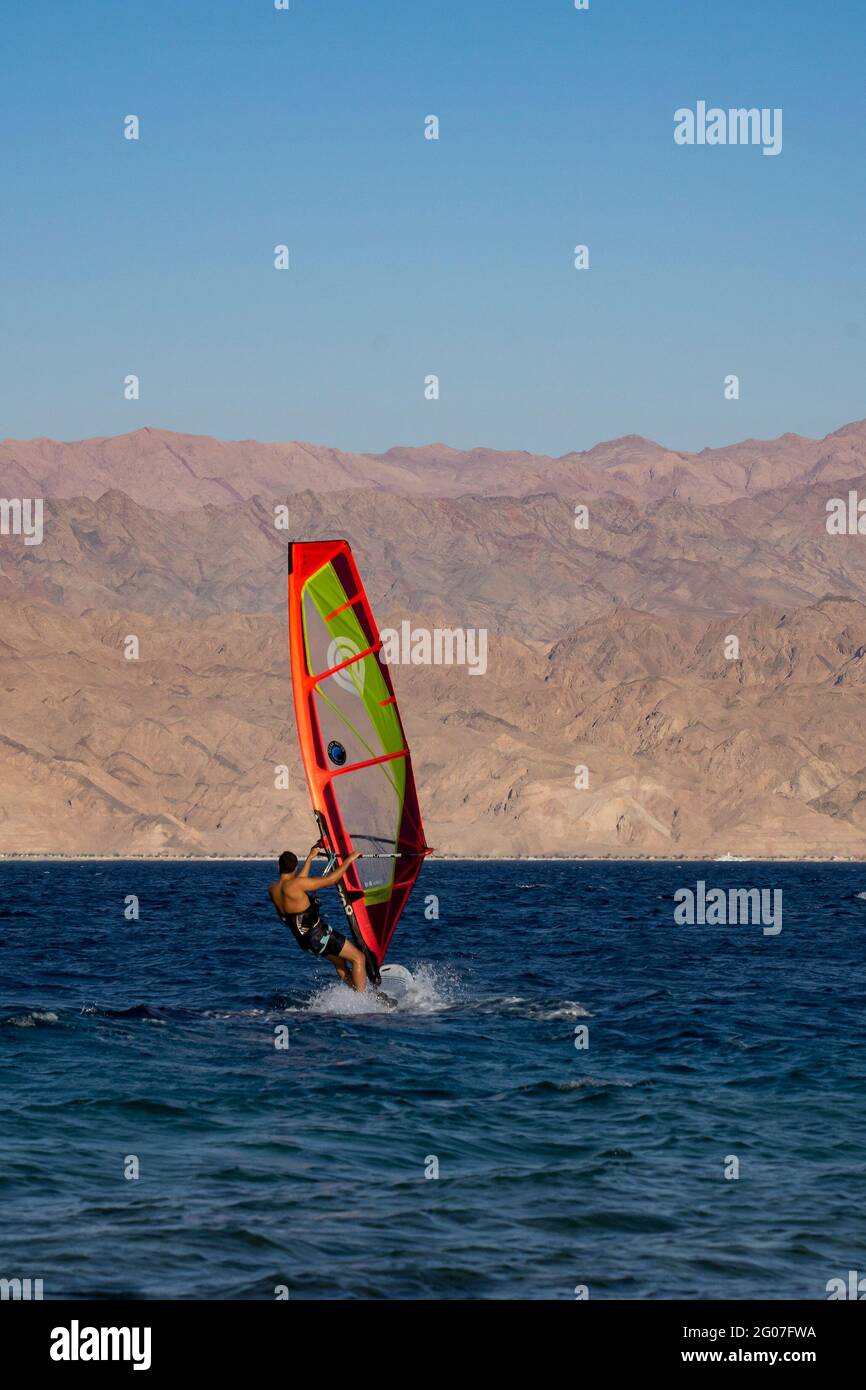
top-left (1, 854), bottom-right (865, 864)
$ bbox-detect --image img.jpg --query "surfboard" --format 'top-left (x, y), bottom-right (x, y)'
top-left (378, 963), bottom-right (414, 1005)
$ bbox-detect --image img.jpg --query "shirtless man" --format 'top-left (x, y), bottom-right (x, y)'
top-left (268, 845), bottom-right (368, 991)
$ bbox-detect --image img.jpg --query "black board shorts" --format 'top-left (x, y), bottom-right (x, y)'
top-left (282, 894), bottom-right (348, 959)
top-left (303, 919), bottom-right (348, 958)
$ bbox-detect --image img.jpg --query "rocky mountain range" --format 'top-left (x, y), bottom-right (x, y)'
top-left (4, 417), bottom-right (866, 508)
top-left (2, 420), bottom-right (866, 858)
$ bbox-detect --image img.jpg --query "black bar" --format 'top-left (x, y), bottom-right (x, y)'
top-left (3, 1298), bottom-right (858, 1374)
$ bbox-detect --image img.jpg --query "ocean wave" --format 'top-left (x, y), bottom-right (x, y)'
top-left (303, 961), bottom-right (460, 1016)
top-left (520, 1076), bottom-right (640, 1094)
top-left (1, 1008), bottom-right (59, 1028)
top-left (473, 997), bottom-right (591, 1021)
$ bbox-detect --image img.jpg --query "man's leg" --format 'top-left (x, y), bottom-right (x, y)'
top-left (335, 939), bottom-right (367, 992)
top-left (328, 955), bottom-right (352, 985)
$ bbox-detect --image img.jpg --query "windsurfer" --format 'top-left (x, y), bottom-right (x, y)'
top-left (269, 846), bottom-right (368, 991)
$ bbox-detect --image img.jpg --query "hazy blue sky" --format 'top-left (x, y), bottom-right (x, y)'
top-left (1, 0), bottom-right (864, 455)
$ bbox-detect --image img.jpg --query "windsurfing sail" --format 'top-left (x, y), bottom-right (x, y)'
top-left (287, 540), bottom-right (430, 982)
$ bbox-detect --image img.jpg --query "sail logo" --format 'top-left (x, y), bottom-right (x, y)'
top-left (326, 637), bottom-right (365, 694)
top-left (0, 497), bottom-right (43, 545)
top-left (379, 622), bottom-right (488, 676)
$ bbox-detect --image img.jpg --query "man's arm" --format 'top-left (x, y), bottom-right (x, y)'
top-left (298, 843), bottom-right (320, 878)
top-left (295, 850), bottom-right (361, 892)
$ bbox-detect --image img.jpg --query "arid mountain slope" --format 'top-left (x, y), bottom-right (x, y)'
top-left (2, 597), bottom-right (865, 859)
top-left (3, 420), bottom-right (866, 858)
top-left (3, 473), bottom-right (866, 630)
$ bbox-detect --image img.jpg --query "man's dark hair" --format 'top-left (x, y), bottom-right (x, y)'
top-left (278, 850), bottom-right (299, 875)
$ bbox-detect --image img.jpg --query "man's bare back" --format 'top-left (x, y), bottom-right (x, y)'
top-left (269, 845), bottom-right (367, 991)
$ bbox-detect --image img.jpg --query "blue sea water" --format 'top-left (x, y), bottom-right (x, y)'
top-left (1, 858), bottom-right (865, 1301)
